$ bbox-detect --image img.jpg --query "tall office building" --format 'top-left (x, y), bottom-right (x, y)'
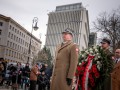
top-left (0, 14), bottom-right (42, 64)
top-left (45, 3), bottom-right (90, 57)
top-left (88, 32), bottom-right (97, 47)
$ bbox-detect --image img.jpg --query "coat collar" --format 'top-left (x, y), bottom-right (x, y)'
top-left (114, 61), bottom-right (120, 69)
top-left (58, 41), bottom-right (72, 52)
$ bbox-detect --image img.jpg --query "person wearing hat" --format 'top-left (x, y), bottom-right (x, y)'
top-left (50, 28), bottom-right (79, 90)
top-left (101, 38), bottom-right (114, 90)
top-left (101, 38), bottom-right (111, 51)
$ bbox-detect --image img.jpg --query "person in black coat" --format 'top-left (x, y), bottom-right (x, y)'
top-left (44, 64), bottom-right (53, 90)
top-left (38, 71), bottom-right (49, 90)
top-left (0, 58), bottom-right (6, 85)
top-left (22, 63), bottom-right (30, 88)
top-left (11, 64), bottom-right (17, 84)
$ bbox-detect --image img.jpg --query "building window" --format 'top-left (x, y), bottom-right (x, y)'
top-left (0, 29), bottom-right (2, 35)
top-left (66, 6), bottom-right (69, 10)
top-left (19, 38), bottom-right (20, 43)
top-left (0, 22), bottom-right (3, 26)
top-left (70, 5), bottom-right (74, 9)
top-left (73, 5), bottom-right (77, 9)
top-left (16, 37), bottom-right (18, 42)
top-left (9, 25), bottom-right (12, 29)
top-left (10, 42), bottom-right (12, 47)
top-left (12, 27), bottom-right (14, 31)
top-left (11, 34), bottom-right (13, 39)
top-left (22, 33), bottom-right (23, 37)
top-left (20, 32), bottom-right (21, 36)
top-left (7, 41), bottom-right (9, 47)
top-left (15, 29), bottom-right (17, 33)
top-left (14, 52), bottom-right (16, 58)
top-left (13, 43), bottom-right (14, 49)
top-left (9, 50), bottom-right (11, 56)
top-left (23, 40), bottom-right (24, 45)
top-left (15, 44), bottom-right (17, 49)
top-left (14, 35), bottom-right (16, 40)
top-left (17, 30), bottom-right (19, 34)
top-left (12, 51), bottom-right (13, 57)
top-left (18, 45), bottom-right (19, 50)
top-left (6, 49), bottom-right (8, 56)
top-left (8, 32), bottom-right (10, 37)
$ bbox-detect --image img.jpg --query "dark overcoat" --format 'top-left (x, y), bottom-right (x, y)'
top-left (111, 61), bottom-right (120, 90)
top-left (50, 41), bottom-right (78, 90)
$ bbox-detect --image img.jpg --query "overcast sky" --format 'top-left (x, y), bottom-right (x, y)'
top-left (0, 0), bottom-right (120, 46)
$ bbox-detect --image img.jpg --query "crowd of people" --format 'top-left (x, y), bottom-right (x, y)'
top-left (0, 59), bottom-right (52, 90)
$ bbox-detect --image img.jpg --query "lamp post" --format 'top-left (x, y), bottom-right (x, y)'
top-left (27, 17), bottom-right (39, 63)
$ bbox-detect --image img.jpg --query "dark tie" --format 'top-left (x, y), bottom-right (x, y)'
top-left (116, 59), bottom-right (118, 63)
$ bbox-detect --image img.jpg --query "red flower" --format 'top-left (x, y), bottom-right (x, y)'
top-left (95, 72), bottom-right (100, 78)
top-left (88, 74), bottom-right (95, 87)
top-left (91, 81), bottom-right (95, 87)
top-left (92, 64), bottom-right (98, 73)
top-left (77, 66), bottom-right (81, 71)
top-left (89, 69), bottom-right (92, 73)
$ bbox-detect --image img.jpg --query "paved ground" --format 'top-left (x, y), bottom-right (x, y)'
top-left (0, 85), bottom-right (40, 90)
top-left (0, 86), bottom-right (23, 90)
top-left (0, 84), bottom-right (49, 90)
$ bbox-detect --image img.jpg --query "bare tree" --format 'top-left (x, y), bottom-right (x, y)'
top-left (34, 46), bottom-right (53, 67)
top-left (93, 7), bottom-right (120, 52)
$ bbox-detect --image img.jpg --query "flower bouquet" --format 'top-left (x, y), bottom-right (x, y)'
top-left (75, 45), bottom-right (113, 90)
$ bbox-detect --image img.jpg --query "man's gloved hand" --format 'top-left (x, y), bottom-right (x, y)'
top-left (66, 78), bottom-right (72, 86)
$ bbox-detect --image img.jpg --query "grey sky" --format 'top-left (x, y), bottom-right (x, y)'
top-left (0, 0), bottom-right (120, 46)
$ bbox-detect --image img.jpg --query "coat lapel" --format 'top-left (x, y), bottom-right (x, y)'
top-left (114, 61), bottom-right (120, 69)
top-left (58, 41), bottom-right (72, 52)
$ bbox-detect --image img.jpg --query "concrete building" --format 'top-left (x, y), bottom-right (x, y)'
top-left (45, 3), bottom-right (90, 57)
top-left (0, 14), bottom-right (42, 64)
top-left (88, 32), bottom-right (97, 47)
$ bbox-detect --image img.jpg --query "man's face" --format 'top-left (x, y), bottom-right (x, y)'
top-left (45, 64), bottom-right (48, 68)
top-left (62, 33), bottom-right (72, 41)
top-left (26, 64), bottom-right (29, 66)
top-left (101, 42), bottom-right (109, 49)
top-left (115, 49), bottom-right (120, 58)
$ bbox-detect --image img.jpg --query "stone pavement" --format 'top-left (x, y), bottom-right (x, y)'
top-left (0, 86), bottom-right (22, 90)
top-left (0, 85), bottom-right (39, 90)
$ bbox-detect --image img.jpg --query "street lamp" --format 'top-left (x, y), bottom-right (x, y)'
top-left (27, 17), bottom-right (39, 63)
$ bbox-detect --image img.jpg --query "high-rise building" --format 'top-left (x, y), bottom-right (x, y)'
top-left (45, 3), bottom-right (90, 57)
top-left (0, 14), bottom-right (42, 64)
top-left (88, 32), bottom-right (97, 47)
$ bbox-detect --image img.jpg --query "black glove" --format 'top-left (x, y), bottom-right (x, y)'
top-left (66, 78), bottom-right (72, 86)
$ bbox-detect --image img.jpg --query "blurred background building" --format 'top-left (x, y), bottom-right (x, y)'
top-left (45, 3), bottom-right (90, 57)
top-left (0, 14), bottom-right (42, 64)
top-left (88, 32), bottom-right (97, 47)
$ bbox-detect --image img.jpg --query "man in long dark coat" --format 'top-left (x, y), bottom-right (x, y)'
top-left (50, 28), bottom-right (79, 90)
